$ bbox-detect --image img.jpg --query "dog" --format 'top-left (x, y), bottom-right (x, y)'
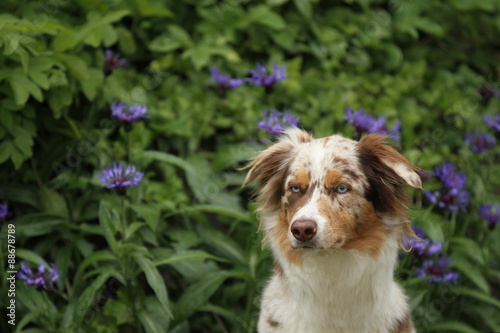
top-left (243, 128), bottom-right (421, 333)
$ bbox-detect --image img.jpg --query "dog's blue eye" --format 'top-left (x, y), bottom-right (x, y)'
top-left (336, 185), bottom-right (349, 193)
top-left (291, 185), bottom-right (300, 193)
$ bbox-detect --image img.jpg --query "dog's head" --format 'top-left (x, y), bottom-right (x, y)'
top-left (244, 128), bottom-right (421, 260)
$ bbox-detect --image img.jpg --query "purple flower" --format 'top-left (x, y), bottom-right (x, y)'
top-left (210, 67), bottom-right (244, 91)
top-left (248, 62), bottom-right (287, 87)
top-left (104, 49), bottom-right (127, 71)
top-left (111, 101), bottom-right (149, 125)
top-left (416, 257), bottom-right (459, 283)
top-left (465, 131), bottom-right (496, 153)
top-left (258, 109), bottom-right (299, 136)
top-left (0, 204), bottom-right (8, 219)
top-left (403, 227), bottom-right (442, 259)
top-left (483, 114), bottom-right (500, 133)
top-left (433, 162), bottom-right (467, 190)
top-left (478, 204), bottom-right (500, 229)
top-left (345, 108), bottom-right (401, 141)
top-left (425, 188), bottom-right (470, 213)
top-left (98, 162), bottom-right (143, 193)
top-left (17, 262), bottom-right (60, 290)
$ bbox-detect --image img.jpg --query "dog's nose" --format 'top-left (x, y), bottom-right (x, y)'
top-left (291, 219), bottom-right (317, 242)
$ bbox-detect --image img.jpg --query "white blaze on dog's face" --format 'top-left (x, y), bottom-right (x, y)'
top-left (244, 128), bottom-right (421, 265)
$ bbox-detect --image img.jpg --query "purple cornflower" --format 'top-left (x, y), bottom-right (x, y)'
top-left (258, 109), bottom-right (299, 136)
top-left (478, 204), bottom-right (500, 229)
top-left (210, 67), bottom-right (244, 91)
top-left (248, 62), bottom-right (287, 88)
top-left (345, 108), bottom-right (401, 141)
top-left (403, 227), bottom-right (442, 259)
top-left (433, 162), bottom-right (467, 190)
top-left (104, 49), bottom-right (127, 71)
top-left (483, 114), bottom-right (500, 133)
top-left (17, 262), bottom-right (60, 290)
top-left (98, 162), bottom-right (143, 194)
top-left (425, 188), bottom-right (470, 213)
top-left (416, 257), bottom-right (459, 283)
top-left (425, 162), bottom-right (470, 212)
top-left (465, 131), bottom-right (495, 153)
top-left (0, 204), bottom-right (8, 219)
top-left (111, 102), bottom-right (148, 128)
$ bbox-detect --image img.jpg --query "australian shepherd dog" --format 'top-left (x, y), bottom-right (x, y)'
top-left (243, 128), bottom-right (421, 333)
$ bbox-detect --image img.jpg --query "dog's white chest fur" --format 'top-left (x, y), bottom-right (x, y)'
top-left (259, 237), bottom-right (411, 333)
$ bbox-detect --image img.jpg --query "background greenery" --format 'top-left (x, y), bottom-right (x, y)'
top-left (0, 0), bottom-right (499, 332)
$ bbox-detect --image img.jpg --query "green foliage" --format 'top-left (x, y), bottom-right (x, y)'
top-left (0, 0), bottom-right (499, 332)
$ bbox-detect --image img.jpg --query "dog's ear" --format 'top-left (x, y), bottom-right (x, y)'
top-left (243, 128), bottom-right (312, 211)
top-left (357, 134), bottom-right (421, 217)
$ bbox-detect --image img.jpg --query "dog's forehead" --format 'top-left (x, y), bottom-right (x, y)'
top-left (289, 135), bottom-right (363, 182)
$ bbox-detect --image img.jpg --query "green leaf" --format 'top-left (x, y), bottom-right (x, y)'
top-left (0, 140), bottom-right (13, 163)
top-left (73, 250), bottom-right (117, 291)
top-left (14, 214), bottom-right (65, 237)
top-left (15, 249), bottom-right (46, 265)
top-left (80, 68), bottom-right (104, 101)
top-left (427, 321), bottom-right (478, 333)
top-left (98, 201), bottom-right (121, 253)
top-left (125, 222), bottom-right (146, 240)
top-left (248, 5), bottom-right (286, 30)
top-left (454, 287), bottom-right (500, 309)
top-left (8, 69), bottom-right (42, 105)
top-left (132, 252), bottom-right (172, 318)
top-left (138, 297), bottom-right (171, 333)
top-left (15, 308), bottom-right (45, 333)
top-left (130, 203), bottom-right (160, 231)
top-left (70, 267), bottom-right (117, 327)
top-left (293, 0), bottom-right (312, 18)
top-left (39, 186), bottom-right (68, 218)
top-left (55, 53), bottom-right (90, 81)
top-left (154, 249), bottom-right (226, 266)
top-left (450, 237), bottom-right (485, 265)
top-left (173, 271), bottom-right (243, 324)
top-left (52, 29), bottom-right (78, 51)
top-left (136, 150), bottom-right (197, 175)
top-left (189, 204), bottom-right (252, 223)
top-left (48, 88), bottom-right (73, 118)
top-left (452, 255), bottom-right (490, 293)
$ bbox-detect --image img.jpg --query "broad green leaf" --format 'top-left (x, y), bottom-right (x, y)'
top-left (248, 5), bottom-right (286, 30)
top-left (450, 237), bottom-right (485, 265)
top-left (70, 268), bottom-right (117, 327)
top-left (80, 68), bottom-right (104, 101)
top-left (173, 271), bottom-right (243, 324)
top-left (138, 297), bottom-right (171, 333)
top-left (189, 204), bottom-right (253, 223)
top-left (39, 186), bottom-right (68, 218)
top-left (55, 53), bottom-right (90, 81)
top-left (125, 222), bottom-right (147, 240)
top-left (48, 88), bottom-right (73, 118)
top-left (15, 249), bottom-right (46, 265)
top-left (0, 140), bottom-right (13, 163)
top-left (154, 249), bottom-right (226, 266)
top-left (135, 151), bottom-right (197, 175)
top-left (293, 0), bottom-right (312, 18)
top-left (52, 29), bottom-right (78, 51)
top-left (131, 203), bottom-right (160, 231)
top-left (73, 250), bottom-right (117, 291)
top-left (14, 214), bottom-right (65, 237)
top-left (98, 201), bottom-right (121, 253)
top-left (8, 69), bottom-right (42, 105)
top-left (454, 287), bottom-right (500, 309)
top-left (15, 308), bottom-right (45, 333)
top-left (452, 256), bottom-right (490, 293)
top-left (132, 252), bottom-right (172, 317)
top-left (427, 321), bottom-right (478, 333)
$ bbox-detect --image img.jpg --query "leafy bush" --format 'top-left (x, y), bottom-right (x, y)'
top-left (0, 0), bottom-right (499, 332)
